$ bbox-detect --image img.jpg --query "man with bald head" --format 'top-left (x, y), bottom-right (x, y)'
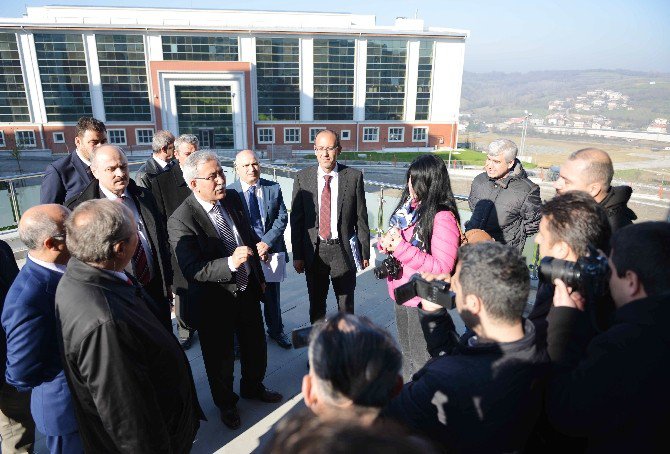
top-left (554, 148), bottom-right (636, 231)
top-left (65, 145), bottom-right (173, 331)
top-left (2, 204), bottom-right (83, 453)
top-left (230, 149), bottom-right (291, 348)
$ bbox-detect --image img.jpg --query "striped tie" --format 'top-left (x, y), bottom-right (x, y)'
top-left (319, 175), bottom-right (332, 240)
top-left (115, 195), bottom-right (150, 286)
top-left (212, 203), bottom-right (248, 291)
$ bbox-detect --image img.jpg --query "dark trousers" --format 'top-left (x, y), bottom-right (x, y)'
top-left (394, 304), bottom-right (431, 382)
top-left (199, 287), bottom-right (267, 409)
top-left (45, 431), bottom-right (83, 454)
top-left (305, 242), bottom-right (356, 324)
top-left (0, 383), bottom-right (35, 454)
top-left (174, 294), bottom-right (194, 340)
top-left (261, 282), bottom-right (284, 336)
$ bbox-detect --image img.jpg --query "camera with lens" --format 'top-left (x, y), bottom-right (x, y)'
top-left (393, 274), bottom-right (456, 309)
top-left (374, 255), bottom-right (402, 280)
top-left (538, 245), bottom-right (609, 298)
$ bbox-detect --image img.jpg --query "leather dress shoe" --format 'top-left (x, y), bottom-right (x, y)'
top-left (269, 332), bottom-right (292, 349)
top-left (220, 407), bottom-right (241, 430)
top-left (241, 387), bottom-right (283, 403)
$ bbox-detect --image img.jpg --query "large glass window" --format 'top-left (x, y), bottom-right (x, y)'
top-left (34, 33), bottom-right (92, 122)
top-left (365, 40), bottom-right (407, 121)
top-left (415, 40), bottom-right (434, 121)
top-left (256, 38), bottom-right (300, 121)
top-left (175, 86), bottom-right (234, 149)
top-left (313, 39), bottom-right (355, 120)
top-left (0, 33), bottom-right (30, 122)
top-left (96, 35), bottom-right (151, 122)
top-left (162, 35), bottom-right (238, 61)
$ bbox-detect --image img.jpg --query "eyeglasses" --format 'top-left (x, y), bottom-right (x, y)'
top-left (314, 146), bottom-right (338, 152)
top-left (194, 171), bottom-right (225, 182)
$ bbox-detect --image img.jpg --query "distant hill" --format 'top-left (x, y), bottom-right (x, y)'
top-left (460, 70), bottom-right (670, 128)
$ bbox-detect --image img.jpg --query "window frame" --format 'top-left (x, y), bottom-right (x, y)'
top-left (283, 127), bottom-right (301, 144)
top-left (362, 127), bottom-right (380, 142)
top-left (15, 130), bottom-right (36, 148)
top-left (0, 131), bottom-right (6, 147)
top-left (107, 129), bottom-right (127, 145)
top-left (388, 127), bottom-right (405, 142)
top-left (257, 127), bottom-right (275, 144)
top-left (52, 132), bottom-right (65, 144)
top-left (136, 128), bottom-right (155, 145)
top-left (412, 126), bottom-right (429, 143)
top-left (340, 130), bottom-right (351, 141)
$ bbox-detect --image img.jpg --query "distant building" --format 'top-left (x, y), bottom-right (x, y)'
top-left (0, 6), bottom-right (469, 153)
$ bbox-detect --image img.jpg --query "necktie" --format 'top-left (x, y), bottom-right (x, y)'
top-left (319, 175), bottom-right (332, 240)
top-left (247, 185), bottom-right (264, 241)
top-left (115, 195), bottom-right (151, 286)
top-left (212, 204), bottom-right (248, 291)
top-left (85, 166), bottom-right (94, 181)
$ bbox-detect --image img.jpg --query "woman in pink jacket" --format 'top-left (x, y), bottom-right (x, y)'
top-left (379, 154), bottom-right (461, 380)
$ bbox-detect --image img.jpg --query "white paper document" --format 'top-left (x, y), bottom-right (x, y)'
top-left (261, 252), bottom-right (286, 282)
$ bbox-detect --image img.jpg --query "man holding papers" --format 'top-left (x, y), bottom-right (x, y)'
top-left (231, 150), bottom-right (292, 349)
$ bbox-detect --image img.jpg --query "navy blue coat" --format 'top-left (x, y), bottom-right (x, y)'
top-left (229, 177), bottom-right (288, 261)
top-left (0, 239), bottom-right (19, 390)
top-left (2, 257), bottom-right (78, 437)
top-left (40, 151), bottom-right (93, 204)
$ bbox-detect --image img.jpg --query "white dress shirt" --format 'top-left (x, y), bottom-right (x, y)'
top-left (240, 180), bottom-right (266, 230)
top-left (152, 155), bottom-right (169, 170)
top-left (99, 185), bottom-right (156, 280)
top-left (194, 194), bottom-right (250, 275)
top-left (76, 149), bottom-right (91, 167)
top-left (317, 164), bottom-right (339, 240)
top-left (27, 254), bottom-right (66, 274)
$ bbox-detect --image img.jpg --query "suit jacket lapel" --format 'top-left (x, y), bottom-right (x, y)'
top-left (72, 152), bottom-right (93, 183)
top-left (337, 164), bottom-right (348, 224)
top-left (186, 194), bottom-right (221, 242)
top-left (309, 167), bottom-right (319, 217)
top-left (128, 183), bottom-right (157, 252)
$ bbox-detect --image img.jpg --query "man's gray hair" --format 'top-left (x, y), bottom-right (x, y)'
top-left (19, 205), bottom-right (70, 250)
top-left (65, 199), bottom-right (136, 263)
top-left (175, 133), bottom-right (199, 150)
top-left (457, 242), bottom-right (529, 323)
top-left (487, 138), bottom-right (518, 163)
top-left (90, 144), bottom-right (126, 169)
top-left (152, 130), bottom-right (175, 154)
top-left (182, 150), bottom-right (220, 186)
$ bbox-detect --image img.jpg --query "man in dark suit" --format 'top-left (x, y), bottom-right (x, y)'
top-left (168, 151), bottom-right (282, 430)
top-left (65, 145), bottom-right (173, 331)
top-left (56, 199), bottom-right (202, 452)
top-left (230, 149), bottom-right (291, 349)
top-left (291, 129), bottom-right (370, 323)
top-left (40, 117), bottom-right (107, 204)
top-left (148, 133), bottom-right (198, 348)
top-left (0, 239), bottom-right (35, 454)
top-left (2, 204), bottom-right (82, 453)
top-left (135, 130), bottom-right (175, 188)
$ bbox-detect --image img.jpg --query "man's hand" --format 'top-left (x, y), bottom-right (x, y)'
top-left (362, 259), bottom-right (369, 269)
top-left (231, 246), bottom-right (253, 269)
top-left (294, 259), bottom-right (305, 274)
top-left (552, 278), bottom-right (586, 311)
top-left (379, 228), bottom-right (401, 253)
top-left (256, 241), bottom-right (270, 257)
top-left (421, 272), bottom-right (452, 284)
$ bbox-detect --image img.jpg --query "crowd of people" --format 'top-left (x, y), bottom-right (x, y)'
top-left (0, 115), bottom-right (667, 454)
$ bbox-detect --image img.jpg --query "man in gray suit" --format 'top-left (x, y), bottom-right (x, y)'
top-left (135, 130), bottom-right (175, 188)
top-left (230, 149), bottom-right (291, 348)
top-left (291, 129), bottom-right (370, 323)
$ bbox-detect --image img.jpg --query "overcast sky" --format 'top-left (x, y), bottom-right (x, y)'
top-left (2, 0), bottom-right (668, 73)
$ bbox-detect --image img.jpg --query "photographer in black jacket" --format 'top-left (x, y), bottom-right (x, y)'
top-left (546, 222), bottom-right (670, 453)
top-left (385, 242), bottom-right (549, 453)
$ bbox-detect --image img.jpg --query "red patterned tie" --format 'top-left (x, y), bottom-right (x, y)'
top-left (319, 175), bottom-right (332, 240)
top-left (115, 196), bottom-right (151, 286)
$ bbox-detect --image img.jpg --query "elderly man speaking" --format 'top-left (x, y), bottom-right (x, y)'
top-left (55, 199), bottom-right (202, 453)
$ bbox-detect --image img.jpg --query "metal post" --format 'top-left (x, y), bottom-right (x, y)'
top-left (8, 180), bottom-right (20, 225)
top-left (377, 186), bottom-right (385, 235)
top-left (273, 167), bottom-right (277, 182)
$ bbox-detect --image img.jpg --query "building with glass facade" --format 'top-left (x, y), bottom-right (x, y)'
top-left (0, 6), bottom-right (468, 153)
